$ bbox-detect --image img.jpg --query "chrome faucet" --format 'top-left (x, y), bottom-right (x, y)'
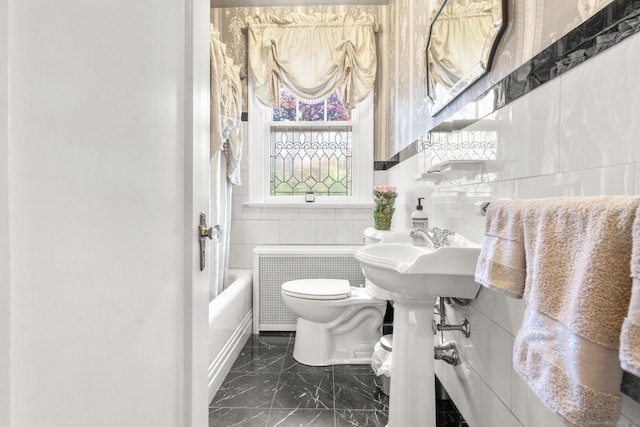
top-left (409, 227), bottom-right (455, 248)
top-left (409, 227), bottom-right (436, 247)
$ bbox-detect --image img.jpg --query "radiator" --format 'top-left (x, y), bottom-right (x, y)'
top-left (252, 245), bottom-right (365, 332)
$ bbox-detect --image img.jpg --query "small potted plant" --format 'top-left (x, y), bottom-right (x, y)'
top-left (372, 185), bottom-right (398, 230)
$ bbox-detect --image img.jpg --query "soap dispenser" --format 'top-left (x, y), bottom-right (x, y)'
top-left (411, 198), bottom-right (429, 229)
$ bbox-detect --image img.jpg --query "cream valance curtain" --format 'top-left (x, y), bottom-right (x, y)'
top-left (210, 25), bottom-right (243, 184)
top-left (245, 12), bottom-right (378, 109)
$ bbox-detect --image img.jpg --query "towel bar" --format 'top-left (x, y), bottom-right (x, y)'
top-left (475, 201), bottom-right (491, 216)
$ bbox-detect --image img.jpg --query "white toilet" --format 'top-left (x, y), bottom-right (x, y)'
top-left (281, 278), bottom-right (387, 366)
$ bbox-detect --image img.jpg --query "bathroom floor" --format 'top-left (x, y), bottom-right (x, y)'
top-left (209, 332), bottom-right (468, 427)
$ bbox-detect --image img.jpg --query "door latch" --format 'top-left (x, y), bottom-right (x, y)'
top-left (199, 212), bottom-right (221, 271)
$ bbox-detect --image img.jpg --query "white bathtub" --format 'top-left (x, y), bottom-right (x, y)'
top-left (208, 268), bottom-right (253, 402)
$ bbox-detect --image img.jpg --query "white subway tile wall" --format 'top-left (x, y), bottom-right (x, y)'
top-left (316, 220), bottom-right (354, 245)
top-left (279, 220), bottom-right (317, 244)
top-left (229, 198), bottom-right (382, 270)
top-left (383, 33), bottom-right (640, 427)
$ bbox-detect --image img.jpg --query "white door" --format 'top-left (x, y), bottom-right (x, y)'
top-left (5, 1), bottom-right (210, 426)
top-left (0, 0), bottom-right (8, 425)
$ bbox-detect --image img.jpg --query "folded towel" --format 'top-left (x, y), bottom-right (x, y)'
top-left (474, 200), bottom-right (527, 298)
top-left (512, 196), bottom-right (640, 427)
top-left (620, 206), bottom-right (640, 376)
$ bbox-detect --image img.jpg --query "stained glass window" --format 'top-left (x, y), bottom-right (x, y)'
top-left (270, 89), bottom-right (352, 197)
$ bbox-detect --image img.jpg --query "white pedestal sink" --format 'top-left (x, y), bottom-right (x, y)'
top-left (355, 237), bottom-right (481, 427)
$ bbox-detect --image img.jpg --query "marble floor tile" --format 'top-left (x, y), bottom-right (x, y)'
top-left (436, 398), bottom-right (468, 427)
top-left (208, 407), bottom-right (269, 427)
top-left (266, 408), bottom-right (335, 427)
top-left (210, 332), bottom-right (467, 427)
top-left (281, 353), bottom-right (333, 374)
top-left (622, 371), bottom-right (640, 402)
top-left (335, 409), bottom-right (388, 427)
top-left (332, 363), bottom-right (374, 374)
top-left (272, 372), bottom-right (334, 410)
top-left (231, 346), bottom-right (288, 373)
top-left (333, 373), bottom-right (389, 411)
top-left (210, 372), bottom-right (279, 409)
top-left (245, 332), bottom-right (292, 349)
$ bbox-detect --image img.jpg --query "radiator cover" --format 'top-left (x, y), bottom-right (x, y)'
top-left (253, 246), bottom-right (365, 332)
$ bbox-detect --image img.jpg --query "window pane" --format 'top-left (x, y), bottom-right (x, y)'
top-left (272, 89), bottom-right (297, 121)
top-left (272, 88), bottom-right (351, 122)
top-left (326, 91), bottom-right (351, 121)
top-left (270, 125), bottom-right (352, 196)
top-left (299, 99), bottom-right (325, 121)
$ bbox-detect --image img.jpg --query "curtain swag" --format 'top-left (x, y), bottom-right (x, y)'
top-left (245, 12), bottom-right (378, 109)
top-left (210, 25), bottom-right (243, 183)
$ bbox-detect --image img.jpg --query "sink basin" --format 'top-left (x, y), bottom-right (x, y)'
top-left (355, 234), bottom-right (482, 427)
top-left (355, 236), bottom-right (481, 299)
top-left (363, 279), bottom-right (395, 301)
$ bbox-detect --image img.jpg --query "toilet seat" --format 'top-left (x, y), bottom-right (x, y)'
top-left (281, 279), bottom-right (351, 300)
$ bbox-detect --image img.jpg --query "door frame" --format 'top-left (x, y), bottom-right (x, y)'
top-left (183, 1), bottom-right (211, 426)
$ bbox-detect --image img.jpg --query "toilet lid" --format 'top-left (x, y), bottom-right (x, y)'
top-left (281, 279), bottom-right (351, 300)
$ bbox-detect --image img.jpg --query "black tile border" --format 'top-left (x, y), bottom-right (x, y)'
top-left (389, 0), bottom-right (640, 164)
top-left (373, 157), bottom-right (399, 171)
top-left (622, 370), bottom-right (640, 402)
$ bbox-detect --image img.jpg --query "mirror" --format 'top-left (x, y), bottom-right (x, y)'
top-left (426, 0), bottom-right (506, 115)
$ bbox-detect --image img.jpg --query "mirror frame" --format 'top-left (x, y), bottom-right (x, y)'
top-left (426, 0), bottom-right (507, 115)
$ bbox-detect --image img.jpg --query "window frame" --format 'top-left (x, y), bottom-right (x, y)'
top-left (247, 80), bottom-right (374, 207)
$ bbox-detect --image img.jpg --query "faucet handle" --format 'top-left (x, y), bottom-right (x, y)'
top-left (430, 227), bottom-right (455, 246)
top-left (441, 229), bottom-right (455, 244)
top-left (440, 229), bottom-right (455, 238)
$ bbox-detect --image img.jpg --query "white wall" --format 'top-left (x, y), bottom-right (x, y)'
top-left (0, 0), bottom-right (10, 424)
top-left (385, 33), bottom-right (640, 426)
top-left (6, 1), bottom-right (205, 426)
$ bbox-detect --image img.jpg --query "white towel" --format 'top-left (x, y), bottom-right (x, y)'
top-left (477, 196), bottom-right (640, 426)
top-left (474, 199), bottom-right (527, 298)
top-left (620, 206), bottom-right (640, 376)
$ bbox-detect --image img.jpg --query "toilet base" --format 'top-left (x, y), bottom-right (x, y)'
top-left (292, 306), bottom-right (384, 366)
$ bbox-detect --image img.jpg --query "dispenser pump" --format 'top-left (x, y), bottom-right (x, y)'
top-left (411, 198), bottom-right (429, 229)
